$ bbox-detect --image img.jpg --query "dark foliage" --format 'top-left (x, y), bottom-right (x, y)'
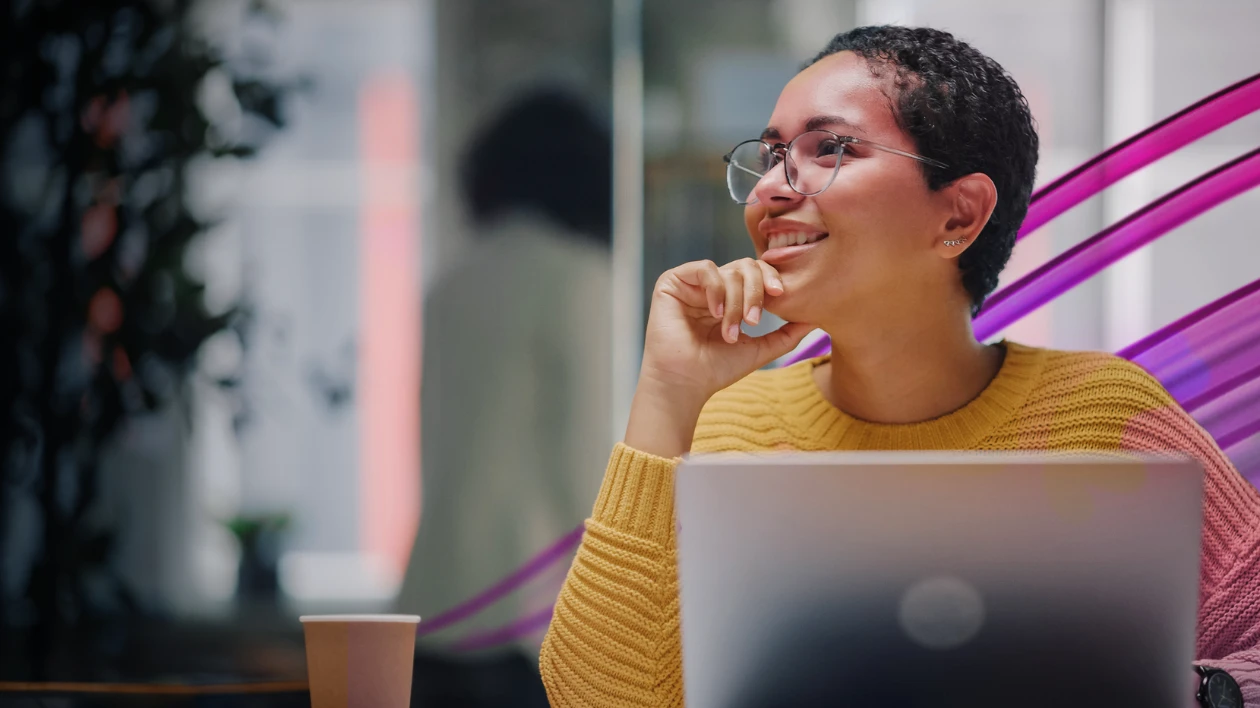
top-left (0, 0), bottom-right (289, 679)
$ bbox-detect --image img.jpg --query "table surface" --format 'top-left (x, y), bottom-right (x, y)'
top-left (0, 680), bottom-right (313, 708)
top-left (0, 680), bottom-right (308, 695)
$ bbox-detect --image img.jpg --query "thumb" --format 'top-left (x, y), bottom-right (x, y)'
top-left (752, 321), bottom-right (816, 369)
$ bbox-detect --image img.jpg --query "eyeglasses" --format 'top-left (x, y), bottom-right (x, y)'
top-left (723, 130), bottom-right (949, 205)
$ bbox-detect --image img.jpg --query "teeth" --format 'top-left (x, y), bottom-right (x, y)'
top-left (767, 232), bottom-right (827, 250)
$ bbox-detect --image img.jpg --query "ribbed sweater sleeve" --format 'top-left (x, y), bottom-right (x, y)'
top-left (540, 443), bottom-right (686, 707)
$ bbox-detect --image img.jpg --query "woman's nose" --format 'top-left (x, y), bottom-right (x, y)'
top-left (752, 157), bottom-right (804, 206)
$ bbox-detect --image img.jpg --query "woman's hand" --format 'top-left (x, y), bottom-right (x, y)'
top-left (624, 258), bottom-right (814, 458)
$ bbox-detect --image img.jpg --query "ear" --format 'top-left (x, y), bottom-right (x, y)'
top-left (933, 173), bottom-right (997, 260)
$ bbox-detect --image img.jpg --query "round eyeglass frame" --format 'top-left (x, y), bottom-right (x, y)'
top-left (722, 130), bottom-right (949, 205)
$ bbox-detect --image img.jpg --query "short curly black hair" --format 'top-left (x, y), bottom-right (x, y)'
top-left (809, 26), bottom-right (1039, 314)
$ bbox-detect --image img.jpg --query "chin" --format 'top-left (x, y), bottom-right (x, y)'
top-left (764, 294), bottom-right (822, 327)
top-left (764, 272), bottom-right (834, 322)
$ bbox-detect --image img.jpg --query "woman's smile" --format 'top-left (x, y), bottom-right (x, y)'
top-left (760, 232), bottom-right (830, 265)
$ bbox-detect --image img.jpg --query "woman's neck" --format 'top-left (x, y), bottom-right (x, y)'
top-left (813, 310), bottom-right (1004, 425)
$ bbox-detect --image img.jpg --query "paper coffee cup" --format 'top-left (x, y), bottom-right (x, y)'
top-left (300, 614), bottom-right (420, 708)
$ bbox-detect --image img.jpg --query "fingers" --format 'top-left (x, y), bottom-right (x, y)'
top-left (736, 259), bottom-right (764, 327)
top-left (669, 260), bottom-right (725, 317)
top-left (756, 260), bottom-right (784, 297)
top-left (698, 262), bottom-right (726, 320)
top-left (664, 258), bottom-right (786, 346)
top-left (720, 267), bottom-right (743, 344)
top-left (721, 258), bottom-right (773, 343)
top-left (752, 321), bottom-right (815, 369)
top-left (720, 259), bottom-right (756, 342)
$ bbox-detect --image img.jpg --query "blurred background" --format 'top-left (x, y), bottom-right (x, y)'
top-left (1, 0), bottom-right (1258, 700)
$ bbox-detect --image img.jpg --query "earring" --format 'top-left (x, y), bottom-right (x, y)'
top-left (943, 238), bottom-right (968, 247)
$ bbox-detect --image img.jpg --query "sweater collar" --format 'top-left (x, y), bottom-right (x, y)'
top-left (780, 341), bottom-right (1047, 450)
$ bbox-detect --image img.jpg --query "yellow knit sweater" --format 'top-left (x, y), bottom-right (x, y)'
top-left (539, 342), bottom-right (1260, 707)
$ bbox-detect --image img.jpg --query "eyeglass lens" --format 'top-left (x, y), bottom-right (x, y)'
top-left (726, 130), bottom-right (843, 204)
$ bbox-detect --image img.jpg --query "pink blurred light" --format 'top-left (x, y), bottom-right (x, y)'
top-left (81, 203), bottom-right (118, 260)
top-left (88, 287), bottom-right (123, 334)
top-left (357, 73), bottom-right (421, 579)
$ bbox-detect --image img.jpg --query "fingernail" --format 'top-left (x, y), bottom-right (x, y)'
top-left (715, 303), bottom-right (724, 318)
top-left (770, 279), bottom-right (784, 292)
top-left (747, 306), bottom-right (761, 325)
top-left (726, 324), bottom-right (740, 342)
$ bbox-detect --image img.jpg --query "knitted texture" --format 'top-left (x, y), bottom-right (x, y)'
top-left (539, 342), bottom-right (1260, 707)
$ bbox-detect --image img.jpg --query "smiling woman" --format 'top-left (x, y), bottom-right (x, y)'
top-left (538, 24), bottom-right (1260, 708)
top-left (731, 127), bottom-right (950, 268)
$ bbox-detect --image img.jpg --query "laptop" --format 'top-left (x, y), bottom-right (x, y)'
top-left (674, 452), bottom-right (1204, 708)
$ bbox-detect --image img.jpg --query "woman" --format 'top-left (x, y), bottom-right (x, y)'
top-left (539, 26), bottom-right (1260, 707)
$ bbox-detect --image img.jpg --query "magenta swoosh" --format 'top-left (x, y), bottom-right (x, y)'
top-left (415, 525), bottom-right (584, 637)
top-left (1018, 72), bottom-right (1260, 240)
top-left (451, 605), bottom-right (556, 652)
top-left (783, 333), bottom-right (833, 366)
top-left (1220, 418), bottom-right (1260, 453)
top-left (973, 147), bottom-right (1260, 341)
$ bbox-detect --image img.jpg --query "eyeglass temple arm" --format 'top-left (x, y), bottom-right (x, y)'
top-left (855, 138), bottom-right (948, 169)
top-left (728, 162), bottom-right (766, 180)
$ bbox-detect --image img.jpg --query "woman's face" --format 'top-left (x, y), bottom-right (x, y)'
top-left (745, 51), bottom-right (955, 327)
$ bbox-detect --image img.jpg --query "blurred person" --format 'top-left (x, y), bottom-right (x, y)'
top-left (397, 88), bottom-right (611, 707)
top-left (540, 26), bottom-right (1260, 707)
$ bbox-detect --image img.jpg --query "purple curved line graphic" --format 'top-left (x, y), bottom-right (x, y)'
top-left (1119, 279), bottom-right (1260, 362)
top-left (1198, 378), bottom-right (1260, 452)
top-left (1218, 404), bottom-right (1260, 486)
top-left (1200, 373), bottom-right (1260, 484)
top-left (973, 147), bottom-right (1260, 341)
top-left (784, 332), bottom-right (832, 366)
top-left (1019, 72), bottom-right (1260, 240)
top-left (1125, 282), bottom-right (1260, 406)
top-left (415, 525), bottom-right (584, 637)
top-left (1183, 362), bottom-right (1260, 416)
top-left (1221, 418), bottom-right (1260, 454)
top-left (452, 605), bottom-right (556, 652)
top-left (1112, 278), bottom-right (1260, 474)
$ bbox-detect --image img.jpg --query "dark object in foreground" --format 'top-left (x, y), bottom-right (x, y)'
top-left (412, 648), bottom-right (550, 708)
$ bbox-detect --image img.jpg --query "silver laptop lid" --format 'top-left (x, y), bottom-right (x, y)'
top-left (675, 452), bottom-right (1203, 708)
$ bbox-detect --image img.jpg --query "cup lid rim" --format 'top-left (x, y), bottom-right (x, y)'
top-left (299, 614), bottom-right (421, 623)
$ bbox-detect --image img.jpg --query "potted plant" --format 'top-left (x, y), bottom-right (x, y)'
top-left (0, 0), bottom-right (291, 679)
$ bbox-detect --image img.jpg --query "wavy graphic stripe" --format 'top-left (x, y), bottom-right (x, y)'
top-left (1019, 72), bottom-right (1260, 240)
top-left (415, 525), bottom-right (584, 637)
top-left (973, 147), bottom-right (1260, 341)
